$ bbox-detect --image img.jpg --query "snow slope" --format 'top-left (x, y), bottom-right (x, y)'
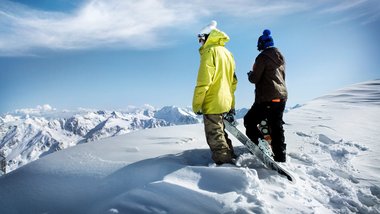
top-left (0, 80), bottom-right (379, 214)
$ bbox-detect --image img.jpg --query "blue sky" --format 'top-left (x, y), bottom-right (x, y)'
top-left (1, 0), bottom-right (379, 114)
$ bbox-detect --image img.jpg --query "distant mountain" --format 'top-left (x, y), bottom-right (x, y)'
top-left (0, 106), bottom-right (201, 172)
top-left (154, 106), bottom-right (200, 125)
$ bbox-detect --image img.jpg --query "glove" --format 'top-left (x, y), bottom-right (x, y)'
top-left (247, 70), bottom-right (253, 77)
top-left (247, 70), bottom-right (255, 83)
top-left (224, 109), bottom-right (237, 126)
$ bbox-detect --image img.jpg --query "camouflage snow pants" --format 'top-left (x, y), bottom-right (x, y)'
top-left (203, 114), bottom-right (235, 164)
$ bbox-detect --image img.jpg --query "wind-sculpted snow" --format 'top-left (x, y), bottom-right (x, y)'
top-left (0, 80), bottom-right (379, 213)
top-left (317, 79), bottom-right (380, 105)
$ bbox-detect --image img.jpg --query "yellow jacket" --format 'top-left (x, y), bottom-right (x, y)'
top-left (192, 29), bottom-right (237, 114)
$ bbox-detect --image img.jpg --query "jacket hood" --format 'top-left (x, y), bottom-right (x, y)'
top-left (199, 29), bottom-right (230, 53)
top-left (261, 47), bottom-right (285, 66)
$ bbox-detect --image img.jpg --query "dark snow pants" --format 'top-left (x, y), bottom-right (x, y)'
top-left (243, 101), bottom-right (287, 162)
top-left (203, 114), bottom-right (235, 164)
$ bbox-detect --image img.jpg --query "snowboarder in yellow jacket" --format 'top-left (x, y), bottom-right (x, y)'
top-left (192, 20), bottom-right (238, 165)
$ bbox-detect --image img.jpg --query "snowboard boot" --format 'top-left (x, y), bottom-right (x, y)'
top-left (213, 150), bottom-right (234, 165)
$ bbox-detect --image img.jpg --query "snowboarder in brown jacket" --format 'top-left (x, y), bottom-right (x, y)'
top-left (244, 29), bottom-right (288, 162)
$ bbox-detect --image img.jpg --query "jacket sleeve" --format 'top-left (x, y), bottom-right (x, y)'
top-left (192, 49), bottom-right (215, 113)
top-left (231, 73), bottom-right (238, 109)
top-left (248, 55), bottom-right (265, 84)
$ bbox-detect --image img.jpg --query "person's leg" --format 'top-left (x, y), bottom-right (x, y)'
top-left (244, 103), bottom-right (266, 144)
top-left (267, 102), bottom-right (286, 162)
top-left (223, 128), bottom-right (236, 159)
top-left (204, 114), bottom-right (233, 164)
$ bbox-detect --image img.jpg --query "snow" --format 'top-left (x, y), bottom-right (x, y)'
top-left (0, 80), bottom-right (380, 214)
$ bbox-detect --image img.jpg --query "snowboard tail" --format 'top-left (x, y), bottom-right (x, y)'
top-left (223, 119), bottom-right (295, 183)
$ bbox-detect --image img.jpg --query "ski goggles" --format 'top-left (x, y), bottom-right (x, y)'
top-left (198, 34), bottom-right (207, 43)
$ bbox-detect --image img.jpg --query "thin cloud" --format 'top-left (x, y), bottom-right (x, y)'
top-left (0, 0), bottom-right (198, 55)
top-left (200, 0), bottom-right (308, 17)
top-left (318, 0), bottom-right (380, 25)
top-left (320, 0), bottom-right (367, 13)
top-left (0, 0), bottom-right (378, 56)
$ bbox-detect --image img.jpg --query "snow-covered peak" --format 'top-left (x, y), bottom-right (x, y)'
top-left (0, 114), bottom-right (19, 124)
top-left (154, 106), bottom-right (201, 125)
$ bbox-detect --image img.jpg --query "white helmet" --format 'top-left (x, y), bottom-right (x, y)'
top-left (199, 20), bottom-right (217, 35)
top-left (198, 20), bottom-right (217, 45)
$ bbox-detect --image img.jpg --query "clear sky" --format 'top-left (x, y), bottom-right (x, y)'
top-left (1, 0), bottom-right (379, 114)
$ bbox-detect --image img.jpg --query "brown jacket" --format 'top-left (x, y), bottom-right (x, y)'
top-left (249, 47), bottom-right (287, 103)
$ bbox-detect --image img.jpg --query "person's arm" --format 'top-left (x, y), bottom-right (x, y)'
top-left (231, 73), bottom-right (238, 110)
top-left (248, 55), bottom-right (265, 84)
top-left (192, 49), bottom-right (215, 113)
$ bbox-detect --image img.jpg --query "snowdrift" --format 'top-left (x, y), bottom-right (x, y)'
top-left (0, 80), bottom-right (379, 214)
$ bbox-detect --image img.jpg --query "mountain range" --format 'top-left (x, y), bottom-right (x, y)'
top-left (0, 105), bottom-right (203, 173)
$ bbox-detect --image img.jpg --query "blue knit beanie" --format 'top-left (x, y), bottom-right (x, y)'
top-left (257, 29), bottom-right (274, 51)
